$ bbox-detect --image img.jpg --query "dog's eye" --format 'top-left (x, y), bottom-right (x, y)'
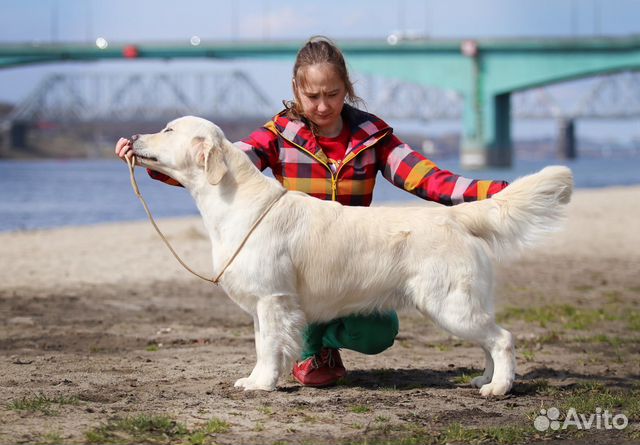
top-left (163, 128), bottom-right (174, 133)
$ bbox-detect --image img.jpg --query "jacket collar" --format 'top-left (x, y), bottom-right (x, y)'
top-left (271, 104), bottom-right (392, 160)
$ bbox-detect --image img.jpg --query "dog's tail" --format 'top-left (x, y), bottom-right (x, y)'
top-left (451, 166), bottom-right (573, 259)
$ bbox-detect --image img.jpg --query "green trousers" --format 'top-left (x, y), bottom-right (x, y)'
top-left (301, 311), bottom-right (399, 359)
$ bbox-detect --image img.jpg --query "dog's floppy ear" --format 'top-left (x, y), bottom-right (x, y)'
top-left (193, 135), bottom-right (228, 185)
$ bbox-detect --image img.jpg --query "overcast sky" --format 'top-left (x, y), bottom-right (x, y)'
top-left (2, 0), bottom-right (640, 43)
top-left (1, 0), bottom-right (639, 141)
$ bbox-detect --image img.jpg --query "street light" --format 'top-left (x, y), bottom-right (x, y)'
top-left (95, 37), bottom-right (108, 49)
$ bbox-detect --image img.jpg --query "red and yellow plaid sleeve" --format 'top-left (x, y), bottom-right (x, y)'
top-left (377, 134), bottom-right (508, 206)
top-left (233, 122), bottom-right (280, 172)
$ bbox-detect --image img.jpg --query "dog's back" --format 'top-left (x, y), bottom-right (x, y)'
top-left (285, 165), bottom-right (573, 340)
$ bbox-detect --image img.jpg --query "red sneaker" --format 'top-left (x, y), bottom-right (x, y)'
top-left (292, 348), bottom-right (347, 387)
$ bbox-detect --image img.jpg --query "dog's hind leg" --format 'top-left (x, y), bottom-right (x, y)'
top-left (418, 288), bottom-right (515, 397)
top-left (476, 323), bottom-right (515, 397)
top-left (234, 294), bottom-right (305, 391)
top-left (470, 348), bottom-right (494, 389)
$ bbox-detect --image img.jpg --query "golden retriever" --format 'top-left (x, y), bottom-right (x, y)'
top-left (130, 116), bottom-right (573, 396)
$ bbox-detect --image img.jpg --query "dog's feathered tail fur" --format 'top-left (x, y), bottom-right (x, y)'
top-left (451, 166), bottom-right (574, 260)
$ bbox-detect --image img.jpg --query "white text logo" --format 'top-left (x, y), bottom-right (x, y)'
top-left (534, 407), bottom-right (628, 431)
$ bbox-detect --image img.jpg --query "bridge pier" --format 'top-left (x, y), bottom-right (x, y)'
top-left (0, 126), bottom-right (7, 157)
top-left (461, 91), bottom-right (512, 169)
top-left (10, 121), bottom-right (29, 149)
top-left (556, 118), bottom-right (577, 160)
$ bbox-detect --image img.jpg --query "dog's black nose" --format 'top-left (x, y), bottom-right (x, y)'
top-left (131, 134), bottom-right (140, 142)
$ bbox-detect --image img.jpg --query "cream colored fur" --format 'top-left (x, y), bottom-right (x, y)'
top-left (132, 116), bottom-right (574, 396)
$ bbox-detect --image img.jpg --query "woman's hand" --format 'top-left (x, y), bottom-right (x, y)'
top-left (115, 137), bottom-right (135, 163)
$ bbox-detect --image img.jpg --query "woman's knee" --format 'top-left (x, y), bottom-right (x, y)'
top-left (339, 311), bottom-right (399, 355)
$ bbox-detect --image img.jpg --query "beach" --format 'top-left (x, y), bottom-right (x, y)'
top-left (1, 185), bottom-right (639, 444)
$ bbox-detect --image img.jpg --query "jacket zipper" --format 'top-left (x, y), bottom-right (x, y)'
top-left (274, 128), bottom-right (340, 199)
top-left (275, 128), bottom-right (390, 201)
top-left (333, 130), bottom-right (390, 197)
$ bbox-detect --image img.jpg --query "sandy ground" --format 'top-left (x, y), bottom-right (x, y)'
top-left (0, 186), bottom-right (639, 444)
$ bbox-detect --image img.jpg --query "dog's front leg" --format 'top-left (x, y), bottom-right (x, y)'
top-left (233, 294), bottom-right (305, 391)
top-left (234, 316), bottom-right (263, 389)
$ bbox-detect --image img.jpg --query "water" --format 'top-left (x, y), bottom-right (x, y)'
top-left (0, 157), bottom-right (639, 232)
top-left (0, 160), bottom-right (199, 232)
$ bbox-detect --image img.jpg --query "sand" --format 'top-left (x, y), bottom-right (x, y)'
top-left (0, 186), bottom-right (639, 444)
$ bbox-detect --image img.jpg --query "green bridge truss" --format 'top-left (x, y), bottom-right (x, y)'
top-left (2, 36), bottom-right (639, 167)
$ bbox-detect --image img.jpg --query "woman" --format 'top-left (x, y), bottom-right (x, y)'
top-left (116, 36), bottom-right (508, 388)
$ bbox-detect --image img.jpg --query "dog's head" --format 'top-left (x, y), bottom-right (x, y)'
top-left (132, 116), bottom-right (228, 186)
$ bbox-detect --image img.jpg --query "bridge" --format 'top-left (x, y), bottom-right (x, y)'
top-left (2, 37), bottom-right (640, 166)
top-left (3, 70), bottom-right (640, 159)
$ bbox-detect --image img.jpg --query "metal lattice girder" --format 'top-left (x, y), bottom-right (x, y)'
top-left (358, 71), bottom-right (640, 122)
top-left (10, 74), bottom-right (93, 122)
top-left (5, 69), bottom-right (640, 126)
top-left (6, 70), bottom-right (274, 124)
top-left (574, 70), bottom-right (640, 118)
top-left (355, 74), bottom-right (464, 121)
top-left (8, 70), bottom-right (467, 125)
top-left (511, 88), bottom-right (564, 119)
top-left (512, 70), bottom-right (640, 119)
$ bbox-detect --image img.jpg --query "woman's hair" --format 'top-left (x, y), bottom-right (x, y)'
top-left (284, 36), bottom-right (363, 124)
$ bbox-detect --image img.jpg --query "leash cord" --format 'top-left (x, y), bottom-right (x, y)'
top-left (126, 156), bottom-right (286, 285)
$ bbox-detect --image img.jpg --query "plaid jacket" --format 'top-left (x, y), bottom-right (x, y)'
top-left (148, 105), bottom-right (508, 206)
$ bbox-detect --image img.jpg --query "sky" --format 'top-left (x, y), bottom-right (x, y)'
top-left (3, 0), bottom-right (640, 43)
top-left (1, 0), bottom-right (639, 141)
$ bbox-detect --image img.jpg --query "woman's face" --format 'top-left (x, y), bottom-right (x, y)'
top-left (295, 63), bottom-right (347, 135)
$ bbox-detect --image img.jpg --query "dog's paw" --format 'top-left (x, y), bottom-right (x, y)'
top-left (234, 377), bottom-right (276, 391)
top-left (245, 382), bottom-right (277, 391)
top-left (234, 377), bottom-right (252, 389)
top-left (471, 375), bottom-right (492, 388)
top-left (479, 380), bottom-right (512, 397)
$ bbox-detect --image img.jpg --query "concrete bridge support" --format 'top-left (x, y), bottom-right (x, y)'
top-left (461, 91), bottom-right (513, 169)
top-left (556, 118), bottom-right (577, 160)
top-left (0, 128), bottom-right (7, 157)
top-left (10, 121), bottom-right (29, 149)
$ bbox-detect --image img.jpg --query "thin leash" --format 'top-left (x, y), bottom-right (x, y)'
top-left (125, 156), bottom-right (286, 285)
